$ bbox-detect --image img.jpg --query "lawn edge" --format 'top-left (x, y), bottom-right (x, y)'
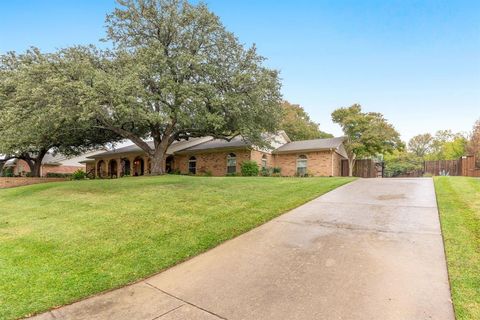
top-left (432, 176), bottom-right (458, 320)
top-left (20, 177), bottom-right (356, 319)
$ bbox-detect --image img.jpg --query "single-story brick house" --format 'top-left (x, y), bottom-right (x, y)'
top-left (2, 150), bottom-right (105, 177)
top-left (86, 132), bottom-right (348, 177)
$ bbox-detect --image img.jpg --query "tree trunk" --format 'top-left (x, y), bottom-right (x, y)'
top-left (32, 161), bottom-right (42, 177)
top-left (21, 149), bottom-right (48, 177)
top-left (0, 161), bottom-right (5, 176)
top-left (348, 157), bottom-right (356, 177)
top-left (149, 142), bottom-right (169, 175)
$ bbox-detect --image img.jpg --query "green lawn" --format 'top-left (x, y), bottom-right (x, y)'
top-left (0, 175), bottom-right (353, 319)
top-left (434, 176), bottom-right (480, 320)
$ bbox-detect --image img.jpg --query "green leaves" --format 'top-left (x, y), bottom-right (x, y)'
top-left (0, 48), bottom-right (121, 173)
top-left (280, 101), bottom-right (332, 141)
top-left (331, 104), bottom-right (403, 161)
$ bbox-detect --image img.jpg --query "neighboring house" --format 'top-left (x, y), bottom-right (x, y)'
top-left (3, 150), bottom-right (106, 177)
top-left (86, 132), bottom-right (348, 177)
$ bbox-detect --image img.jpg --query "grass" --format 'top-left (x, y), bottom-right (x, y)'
top-left (434, 176), bottom-right (480, 320)
top-left (0, 175), bottom-right (353, 319)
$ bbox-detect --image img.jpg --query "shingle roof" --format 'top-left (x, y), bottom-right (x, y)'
top-left (87, 137), bottom-right (212, 159)
top-left (273, 137), bottom-right (346, 154)
top-left (177, 136), bottom-right (249, 153)
top-left (4, 153), bottom-right (68, 166)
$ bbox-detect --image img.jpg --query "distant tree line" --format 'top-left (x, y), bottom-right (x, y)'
top-left (384, 122), bottom-right (480, 177)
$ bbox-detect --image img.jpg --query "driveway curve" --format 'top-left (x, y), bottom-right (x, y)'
top-left (31, 178), bottom-right (454, 320)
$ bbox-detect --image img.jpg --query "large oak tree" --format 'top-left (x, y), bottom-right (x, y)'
top-left (0, 49), bottom-right (119, 176)
top-left (84, 0), bottom-right (282, 175)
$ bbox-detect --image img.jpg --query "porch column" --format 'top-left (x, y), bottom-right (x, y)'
top-left (130, 157), bottom-right (135, 176)
top-left (116, 158), bottom-right (121, 177)
top-left (144, 156), bottom-right (150, 175)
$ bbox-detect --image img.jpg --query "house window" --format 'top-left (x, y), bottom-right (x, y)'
top-left (227, 153), bottom-right (237, 174)
top-left (261, 154), bottom-right (267, 169)
top-left (296, 155), bottom-right (308, 176)
top-left (188, 156), bottom-right (197, 174)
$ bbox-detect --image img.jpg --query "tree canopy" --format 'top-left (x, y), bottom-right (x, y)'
top-left (408, 133), bottom-right (433, 158)
top-left (280, 101), bottom-right (332, 141)
top-left (75, 0), bottom-right (282, 174)
top-left (331, 104), bottom-right (403, 176)
top-left (467, 119), bottom-right (480, 157)
top-left (425, 130), bottom-right (467, 160)
top-left (0, 48), bottom-right (119, 176)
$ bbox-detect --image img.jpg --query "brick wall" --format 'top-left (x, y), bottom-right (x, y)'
top-left (0, 177), bottom-right (67, 189)
top-left (332, 152), bottom-right (343, 176)
top-left (41, 165), bottom-right (84, 176)
top-left (174, 150), bottom-right (251, 176)
top-left (7, 160), bottom-right (84, 177)
top-left (12, 159), bottom-right (30, 176)
top-left (250, 150), bottom-right (273, 169)
top-left (273, 151), bottom-right (337, 176)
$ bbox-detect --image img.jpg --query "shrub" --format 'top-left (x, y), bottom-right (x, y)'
top-left (202, 170), bottom-right (213, 177)
top-left (272, 167), bottom-right (281, 174)
top-left (261, 167), bottom-right (271, 177)
top-left (71, 169), bottom-right (86, 180)
top-left (226, 172), bottom-right (239, 177)
top-left (241, 160), bottom-right (259, 176)
top-left (46, 172), bottom-right (72, 178)
top-left (3, 167), bottom-right (14, 177)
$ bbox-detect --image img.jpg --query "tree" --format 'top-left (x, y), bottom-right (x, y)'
top-left (408, 133), bottom-right (433, 158)
top-left (467, 119), bottom-right (480, 156)
top-left (280, 101), bottom-right (332, 141)
top-left (384, 150), bottom-right (423, 177)
top-left (426, 130), bottom-right (467, 160)
top-left (0, 49), bottom-right (119, 176)
top-left (331, 104), bottom-right (403, 176)
top-left (82, 0), bottom-right (282, 175)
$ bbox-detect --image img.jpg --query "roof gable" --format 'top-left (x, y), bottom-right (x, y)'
top-left (273, 137), bottom-right (346, 154)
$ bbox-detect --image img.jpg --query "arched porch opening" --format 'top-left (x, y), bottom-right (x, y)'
top-left (133, 157), bottom-right (144, 176)
top-left (97, 160), bottom-right (106, 178)
top-left (165, 155), bottom-right (174, 173)
top-left (121, 158), bottom-right (131, 177)
top-left (109, 160), bottom-right (118, 178)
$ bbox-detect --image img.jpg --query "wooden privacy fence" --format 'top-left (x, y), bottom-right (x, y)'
top-left (424, 155), bottom-right (480, 177)
top-left (424, 160), bottom-right (460, 176)
top-left (341, 159), bottom-right (383, 178)
top-left (459, 155), bottom-right (480, 177)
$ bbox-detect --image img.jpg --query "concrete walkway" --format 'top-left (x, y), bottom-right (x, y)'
top-left (32, 178), bottom-right (454, 320)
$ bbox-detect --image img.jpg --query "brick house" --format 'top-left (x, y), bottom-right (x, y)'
top-left (86, 132), bottom-right (348, 177)
top-left (3, 151), bottom-right (104, 177)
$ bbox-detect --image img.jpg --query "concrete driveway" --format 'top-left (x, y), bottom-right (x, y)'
top-left (32, 178), bottom-right (454, 320)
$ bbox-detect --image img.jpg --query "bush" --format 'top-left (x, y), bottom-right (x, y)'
top-left (71, 169), bottom-right (86, 180)
top-left (201, 170), bottom-right (213, 177)
top-left (3, 167), bottom-right (13, 177)
top-left (261, 167), bottom-right (271, 177)
top-left (226, 172), bottom-right (239, 177)
top-left (241, 160), bottom-right (259, 176)
top-left (46, 172), bottom-right (72, 178)
top-left (272, 167), bottom-right (281, 174)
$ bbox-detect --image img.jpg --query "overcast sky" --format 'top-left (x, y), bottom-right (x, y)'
top-left (1, 0), bottom-right (479, 141)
